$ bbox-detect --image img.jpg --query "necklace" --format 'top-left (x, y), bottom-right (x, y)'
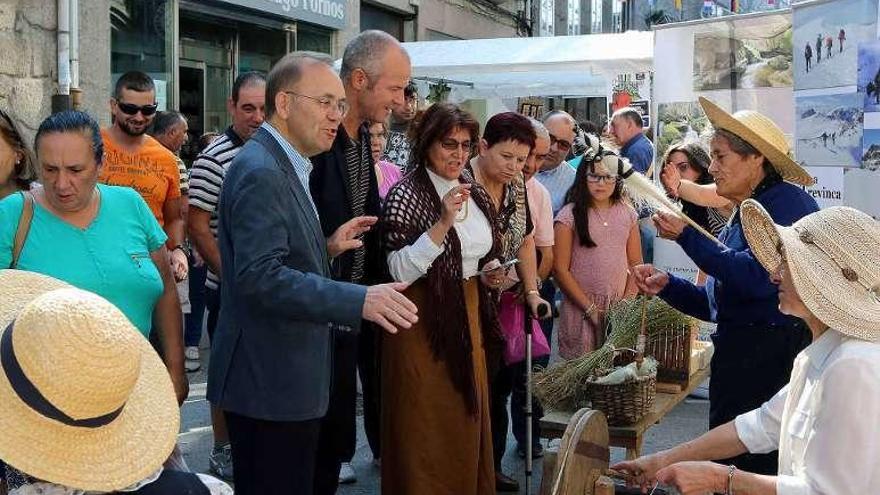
top-left (594, 205), bottom-right (611, 227)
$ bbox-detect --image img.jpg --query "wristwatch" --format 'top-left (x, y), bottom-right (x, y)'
top-left (171, 244), bottom-right (189, 257)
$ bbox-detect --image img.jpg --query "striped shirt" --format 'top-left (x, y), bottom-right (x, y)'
top-left (176, 156), bottom-right (189, 194)
top-left (344, 136), bottom-right (370, 283)
top-left (188, 127), bottom-right (245, 289)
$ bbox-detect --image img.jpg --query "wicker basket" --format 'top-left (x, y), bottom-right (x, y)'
top-left (584, 369), bottom-right (657, 426)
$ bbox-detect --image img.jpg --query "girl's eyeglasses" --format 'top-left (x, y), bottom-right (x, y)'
top-left (586, 173), bottom-right (619, 184)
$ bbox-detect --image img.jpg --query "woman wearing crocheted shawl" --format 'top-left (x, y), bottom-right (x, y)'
top-left (379, 103), bottom-right (505, 495)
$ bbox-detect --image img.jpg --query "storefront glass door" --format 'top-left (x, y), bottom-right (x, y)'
top-left (180, 17), bottom-right (234, 137)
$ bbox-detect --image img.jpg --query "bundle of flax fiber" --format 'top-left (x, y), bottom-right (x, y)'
top-left (535, 296), bottom-right (691, 411)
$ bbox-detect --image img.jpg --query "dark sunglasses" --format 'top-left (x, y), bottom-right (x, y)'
top-left (117, 101), bottom-right (158, 116)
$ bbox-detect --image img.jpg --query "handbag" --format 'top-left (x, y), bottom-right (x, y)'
top-left (9, 190), bottom-right (35, 269)
top-left (498, 290), bottom-right (551, 365)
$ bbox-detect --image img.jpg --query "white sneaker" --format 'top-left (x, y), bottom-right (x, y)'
top-left (185, 346), bottom-right (200, 360)
top-left (338, 462), bottom-right (357, 484)
top-left (184, 346), bottom-right (201, 372)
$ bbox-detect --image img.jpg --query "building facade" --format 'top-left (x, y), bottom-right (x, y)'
top-left (0, 0), bottom-right (521, 148)
top-left (0, 0), bottom-right (111, 142)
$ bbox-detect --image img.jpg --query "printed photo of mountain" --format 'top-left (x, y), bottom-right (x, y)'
top-left (795, 92), bottom-right (863, 168)
top-left (861, 127), bottom-right (880, 171)
top-left (793, 0), bottom-right (878, 90)
top-left (858, 41), bottom-right (880, 112)
top-left (693, 25), bottom-right (793, 91)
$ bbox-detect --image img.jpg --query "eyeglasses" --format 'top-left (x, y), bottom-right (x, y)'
top-left (549, 134), bottom-right (572, 151)
top-left (283, 91), bottom-right (348, 117)
top-left (116, 101), bottom-right (158, 116)
top-left (586, 173), bottom-right (619, 184)
top-left (440, 139), bottom-right (473, 153)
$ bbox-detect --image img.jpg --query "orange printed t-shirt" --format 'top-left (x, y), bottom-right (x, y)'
top-left (99, 130), bottom-right (181, 226)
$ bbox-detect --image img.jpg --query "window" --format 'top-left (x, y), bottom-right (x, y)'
top-left (297, 23), bottom-right (334, 55)
top-left (360, 4), bottom-right (406, 41)
top-left (611, 0), bottom-right (623, 33)
top-left (111, 0), bottom-right (174, 109)
top-left (567, 0), bottom-right (581, 35)
top-left (540, 0), bottom-right (554, 36)
top-left (591, 0), bottom-right (602, 33)
top-left (239, 26), bottom-right (287, 74)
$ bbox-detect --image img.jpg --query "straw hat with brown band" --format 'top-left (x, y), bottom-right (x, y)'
top-left (740, 201), bottom-right (880, 342)
top-left (0, 269), bottom-right (179, 492)
top-left (698, 97), bottom-right (815, 187)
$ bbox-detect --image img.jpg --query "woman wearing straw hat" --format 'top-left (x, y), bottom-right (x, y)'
top-left (614, 203), bottom-right (880, 495)
top-left (0, 270), bottom-right (231, 495)
top-left (631, 97), bottom-right (819, 475)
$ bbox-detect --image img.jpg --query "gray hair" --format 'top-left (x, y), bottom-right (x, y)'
top-left (528, 117), bottom-right (550, 141)
top-left (340, 30), bottom-right (405, 84)
top-left (611, 107), bottom-right (643, 128)
top-left (266, 51), bottom-right (334, 118)
top-left (712, 128), bottom-right (776, 177)
top-left (148, 110), bottom-right (186, 138)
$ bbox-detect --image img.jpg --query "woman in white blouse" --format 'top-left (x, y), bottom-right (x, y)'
top-left (380, 103), bottom-right (508, 495)
top-left (614, 201), bottom-right (880, 495)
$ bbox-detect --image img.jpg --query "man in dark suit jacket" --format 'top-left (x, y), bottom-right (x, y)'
top-left (309, 30), bottom-right (411, 484)
top-left (207, 51), bottom-right (418, 495)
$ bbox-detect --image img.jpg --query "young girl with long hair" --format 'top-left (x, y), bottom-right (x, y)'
top-left (553, 148), bottom-right (642, 358)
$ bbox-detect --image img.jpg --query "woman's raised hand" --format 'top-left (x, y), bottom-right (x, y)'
top-left (440, 184), bottom-right (471, 226)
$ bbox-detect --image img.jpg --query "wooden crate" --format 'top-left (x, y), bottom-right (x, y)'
top-left (645, 321), bottom-right (697, 387)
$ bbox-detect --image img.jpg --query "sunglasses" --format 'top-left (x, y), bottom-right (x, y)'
top-left (440, 139), bottom-right (473, 152)
top-left (116, 101), bottom-right (158, 116)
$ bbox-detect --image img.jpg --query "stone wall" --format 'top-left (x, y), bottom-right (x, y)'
top-left (0, 0), bottom-right (110, 147)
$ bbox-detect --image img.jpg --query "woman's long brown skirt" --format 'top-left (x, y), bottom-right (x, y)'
top-left (381, 278), bottom-right (495, 495)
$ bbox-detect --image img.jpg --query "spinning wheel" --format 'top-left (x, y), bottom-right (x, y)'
top-left (543, 409), bottom-right (615, 495)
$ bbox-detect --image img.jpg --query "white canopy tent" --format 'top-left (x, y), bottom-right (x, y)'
top-left (398, 31), bottom-right (654, 101)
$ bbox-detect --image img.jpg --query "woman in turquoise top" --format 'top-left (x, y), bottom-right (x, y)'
top-left (0, 110), bottom-right (187, 404)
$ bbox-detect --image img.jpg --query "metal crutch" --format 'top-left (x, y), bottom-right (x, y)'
top-left (524, 300), bottom-right (550, 495)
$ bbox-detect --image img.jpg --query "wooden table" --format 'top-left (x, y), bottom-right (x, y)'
top-left (539, 366), bottom-right (710, 460)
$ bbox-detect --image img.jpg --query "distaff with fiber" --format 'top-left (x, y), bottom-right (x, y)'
top-left (614, 202), bottom-right (880, 495)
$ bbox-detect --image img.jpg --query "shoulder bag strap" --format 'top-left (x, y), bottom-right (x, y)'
top-left (10, 191), bottom-right (35, 269)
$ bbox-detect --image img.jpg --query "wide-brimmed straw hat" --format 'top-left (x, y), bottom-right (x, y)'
top-left (741, 201), bottom-right (880, 341)
top-left (0, 270), bottom-right (179, 491)
top-left (698, 97), bottom-right (814, 186)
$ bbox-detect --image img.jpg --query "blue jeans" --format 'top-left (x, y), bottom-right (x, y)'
top-left (184, 260), bottom-right (208, 347)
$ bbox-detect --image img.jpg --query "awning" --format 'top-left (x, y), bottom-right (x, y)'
top-left (398, 31), bottom-right (654, 101)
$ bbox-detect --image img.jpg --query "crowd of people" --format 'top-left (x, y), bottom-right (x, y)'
top-left (0, 26), bottom-right (878, 495)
